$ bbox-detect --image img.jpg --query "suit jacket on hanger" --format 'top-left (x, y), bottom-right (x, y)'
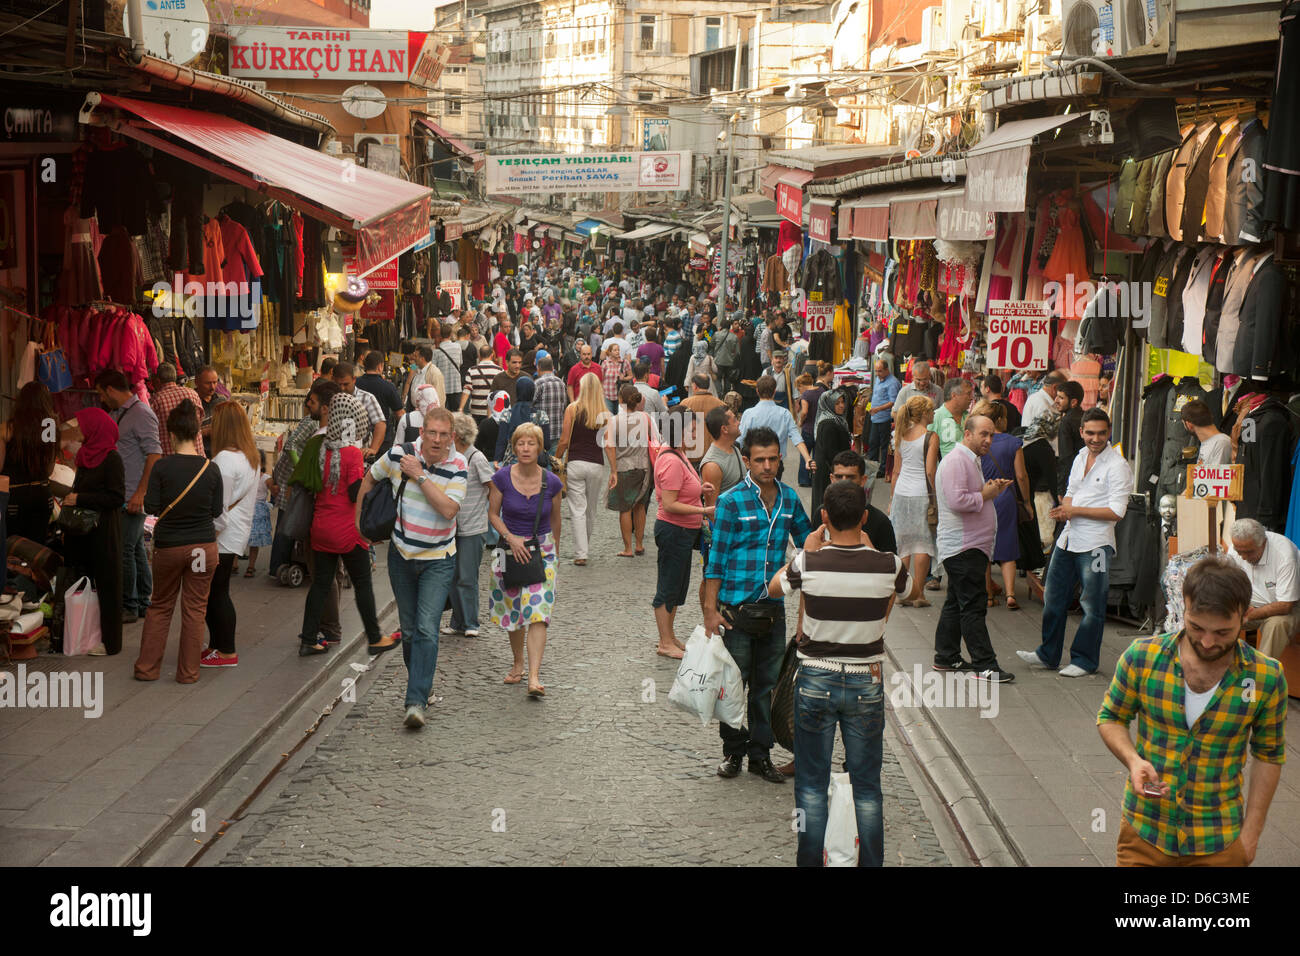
top-left (1180, 120), bottom-right (1222, 241)
top-left (1201, 117), bottom-right (1240, 243)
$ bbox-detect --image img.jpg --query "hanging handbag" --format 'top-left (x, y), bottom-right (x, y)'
top-left (36, 324), bottom-right (73, 394)
top-left (990, 453), bottom-right (1035, 525)
top-left (500, 474), bottom-right (547, 589)
top-left (54, 504), bottom-right (99, 535)
top-left (359, 443), bottom-right (414, 542)
top-left (924, 432), bottom-right (939, 528)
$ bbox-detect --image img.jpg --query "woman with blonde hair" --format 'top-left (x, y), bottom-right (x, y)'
top-left (890, 394), bottom-right (937, 607)
top-left (202, 401), bottom-right (260, 667)
top-left (554, 371), bottom-right (608, 566)
top-left (488, 422), bottom-right (564, 696)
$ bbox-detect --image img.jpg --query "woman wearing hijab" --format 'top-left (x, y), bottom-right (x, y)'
top-left (62, 408), bottom-right (125, 654)
top-left (495, 376), bottom-right (552, 465)
top-left (810, 388), bottom-right (852, 518)
top-left (297, 392), bottom-right (402, 657)
top-left (477, 390), bottom-right (509, 461)
top-left (398, 384), bottom-right (440, 445)
top-left (684, 334), bottom-right (719, 395)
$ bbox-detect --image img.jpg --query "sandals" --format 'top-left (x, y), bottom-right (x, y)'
top-left (617, 551), bottom-right (635, 558)
top-left (987, 595), bottom-right (1002, 608)
top-left (1007, 597), bottom-right (1021, 611)
top-left (527, 683), bottom-right (546, 698)
top-left (901, 598), bottom-right (931, 608)
top-left (504, 669), bottom-right (525, 684)
top-left (243, 568), bottom-right (256, 578)
top-left (574, 558), bottom-right (588, 566)
top-left (655, 646), bottom-right (685, 660)
top-left (634, 547), bottom-right (646, 556)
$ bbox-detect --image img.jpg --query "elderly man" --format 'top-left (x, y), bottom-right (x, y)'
top-left (763, 349), bottom-right (797, 413)
top-left (895, 360), bottom-right (943, 409)
top-left (1227, 518), bottom-right (1300, 660)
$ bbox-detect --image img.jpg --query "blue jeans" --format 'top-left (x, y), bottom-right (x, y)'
top-left (449, 531), bottom-right (489, 631)
top-left (867, 419), bottom-right (892, 476)
top-left (387, 546), bottom-right (457, 708)
top-left (798, 435), bottom-right (814, 486)
top-left (121, 510), bottom-right (152, 615)
top-left (794, 665), bottom-right (885, 867)
top-left (1034, 545), bottom-right (1111, 672)
top-left (719, 605), bottom-right (786, 759)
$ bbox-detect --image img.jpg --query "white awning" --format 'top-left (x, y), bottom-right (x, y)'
top-left (618, 222), bottom-right (676, 242)
top-left (965, 113), bottom-right (1086, 211)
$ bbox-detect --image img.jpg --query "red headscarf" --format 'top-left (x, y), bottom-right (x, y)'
top-left (75, 408), bottom-right (119, 470)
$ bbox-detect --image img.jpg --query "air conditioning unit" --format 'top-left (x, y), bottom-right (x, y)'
top-left (1131, 0), bottom-right (1277, 58)
top-left (921, 6), bottom-right (947, 53)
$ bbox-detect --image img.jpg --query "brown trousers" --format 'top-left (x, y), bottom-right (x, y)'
top-left (1116, 819), bottom-right (1248, 866)
top-left (134, 542), bottom-right (218, 683)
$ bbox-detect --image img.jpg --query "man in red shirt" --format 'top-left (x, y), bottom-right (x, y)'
top-left (493, 317), bottom-right (516, 364)
top-left (566, 343), bottom-right (603, 402)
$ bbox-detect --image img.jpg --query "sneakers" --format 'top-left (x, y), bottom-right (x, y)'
top-left (403, 705), bottom-right (426, 729)
top-left (932, 658), bottom-right (972, 672)
top-left (427, 693), bottom-right (444, 706)
top-left (1058, 664), bottom-right (1095, 678)
top-left (440, 625), bottom-right (465, 637)
top-left (973, 668), bottom-right (1015, 683)
top-left (200, 649), bottom-right (238, 668)
top-left (464, 629), bottom-right (478, 639)
top-left (1015, 650), bottom-right (1049, 668)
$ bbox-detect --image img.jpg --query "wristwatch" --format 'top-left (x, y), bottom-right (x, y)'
top-left (416, 475), bottom-right (428, 486)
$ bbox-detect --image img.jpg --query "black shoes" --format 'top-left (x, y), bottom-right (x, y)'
top-left (716, 755), bottom-right (743, 778)
top-left (748, 756), bottom-right (787, 784)
top-left (932, 658), bottom-right (973, 672)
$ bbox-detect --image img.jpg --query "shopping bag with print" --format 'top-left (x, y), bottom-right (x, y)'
top-left (63, 575), bottom-right (102, 656)
top-left (668, 626), bottom-right (724, 726)
top-left (711, 633), bottom-right (747, 729)
top-left (824, 772), bottom-right (859, 866)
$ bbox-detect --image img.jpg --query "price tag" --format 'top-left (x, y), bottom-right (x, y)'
top-left (985, 301), bottom-right (1048, 370)
top-left (1185, 464), bottom-right (1243, 501)
top-left (895, 322), bottom-right (909, 335)
top-left (810, 291), bottom-right (823, 302)
top-left (806, 303), bottom-right (834, 333)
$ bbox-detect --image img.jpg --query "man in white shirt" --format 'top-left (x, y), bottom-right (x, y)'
top-left (1018, 408), bottom-right (1133, 677)
top-left (1227, 518), bottom-right (1300, 660)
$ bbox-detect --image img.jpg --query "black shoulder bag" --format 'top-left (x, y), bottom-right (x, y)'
top-left (501, 474), bottom-right (547, 589)
top-left (359, 443), bottom-right (414, 542)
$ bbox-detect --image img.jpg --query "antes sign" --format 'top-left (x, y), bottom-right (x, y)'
top-left (227, 28), bottom-right (436, 84)
top-left (985, 300), bottom-right (1049, 370)
top-left (485, 151), bottom-right (691, 194)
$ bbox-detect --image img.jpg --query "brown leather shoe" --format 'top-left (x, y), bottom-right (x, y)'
top-left (777, 760), bottom-right (795, 777)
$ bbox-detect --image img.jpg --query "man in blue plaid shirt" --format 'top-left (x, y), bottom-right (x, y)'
top-left (703, 426), bottom-right (813, 783)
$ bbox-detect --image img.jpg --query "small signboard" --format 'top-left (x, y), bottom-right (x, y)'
top-left (1185, 464), bottom-right (1244, 502)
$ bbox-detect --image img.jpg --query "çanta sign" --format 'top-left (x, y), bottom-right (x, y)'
top-left (986, 300), bottom-right (1049, 370)
top-left (1185, 464), bottom-right (1243, 502)
top-left (228, 28), bottom-right (436, 84)
top-left (485, 151), bottom-right (691, 194)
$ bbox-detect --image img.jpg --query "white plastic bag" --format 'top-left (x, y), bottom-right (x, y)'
top-left (669, 627), bottom-right (721, 726)
top-left (824, 772), bottom-right (859, 866)
top-left (63, 575), bottom-right (102, 656)
top-left (711, 634), bottom-right (746, 729)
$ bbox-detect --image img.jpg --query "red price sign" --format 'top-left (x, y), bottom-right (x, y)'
top-left (986, 301), bottom-right (1048, 370)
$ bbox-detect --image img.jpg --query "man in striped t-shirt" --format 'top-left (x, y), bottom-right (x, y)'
top-left (356, 406), bottom-right (468, 730)
top-left (461, 345), bottom-right (504, 421)
top-left (769, 480), bottom-right (908, 867)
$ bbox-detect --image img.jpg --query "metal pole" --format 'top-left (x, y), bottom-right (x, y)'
top-left (717, 25), bottom-right (746, 306)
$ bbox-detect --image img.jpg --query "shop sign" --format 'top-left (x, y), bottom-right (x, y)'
top-left (643, 118), bottom-right (670, 151)
top-left (485, 151), bottom-right (691, 194)
top-left (776, 182), bottom-right (803, 224)
top-left (3, 107), bottom-right (78, 142)
top-left (409, 35), bottom-right (451, 89)
top-left (444, 220), bottom-right (465, 241)
top-left (346, 257), bottom-right (399, 290)
top-left (354, 195), bottom-right (431, 279)
top-left (1185, 464), bottom-right (1243, 502)
top-left (614, 248), bottom-right (625, 262)
top-left (439, 279), bottom-right (463, 311)
top-left (359, 289), bottom-right (395, 322)
top-left (806, 302), bottom-right (834, 333)
top-left (412, 228), bottom-right (436, 253)
top-left (689, 256), bottom-right (707, 270)
top-left (227, 28), bottom-right (433, 82)
top-left (986, 300), bottom-right (1049, 370)
top-left (809, 202), bottom-right (834, 243)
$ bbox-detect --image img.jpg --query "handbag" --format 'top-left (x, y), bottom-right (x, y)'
top-left (359, 443), bottom-right (414, 541)
top-left (55, 505), bottom-right (99, 535)
top-left (990, 452), bottom-right (1035, 524)
top-left (36, 324), bottom-right (73, 394)
top-left (500, 474), bottom-right (547, 589)
top-left (923, 432), bottom-right (939, 528)
top-left (280, 484), bottom-right (315, 541)
top-left (769, 637), bottom-right (800, 751)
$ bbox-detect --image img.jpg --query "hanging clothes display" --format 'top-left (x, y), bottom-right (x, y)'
top-left (57, 207), bottom-right (104, 306)
top-left (1263, 0), bottom-right (1300, 232)
top-left (1236, 396), bottom-right (1295, 532)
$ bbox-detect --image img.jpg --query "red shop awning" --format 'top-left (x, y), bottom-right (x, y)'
top-left (761, 164), bottom-right (814, 199)
top-left (84, 93), bottom-right (432, 278)
top-left (416, 115), bottom-right (485, 172)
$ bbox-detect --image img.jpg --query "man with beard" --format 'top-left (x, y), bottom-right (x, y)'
top-left (1098, 556), bottom-right (1287, 866)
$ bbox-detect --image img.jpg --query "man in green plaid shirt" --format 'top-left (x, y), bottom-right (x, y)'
top-left (1098, 556), bottom-right (1287, 866)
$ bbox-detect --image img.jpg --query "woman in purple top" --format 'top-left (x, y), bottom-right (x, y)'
top-left (636, 327), bottom-right (666, 378)
top-left (488, 422), bottom-right (564, 697)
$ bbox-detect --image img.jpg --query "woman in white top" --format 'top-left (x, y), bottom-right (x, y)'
top-left (889, 394), bottom-right (937, 607)
top-left (203, 402), bottom-right (259, 668)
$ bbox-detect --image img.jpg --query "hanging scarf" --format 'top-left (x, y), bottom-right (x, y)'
top-left (322, 391), bottom-right (367, 492)
top-left (813, 387), bottom-right (849, 437)
top-left (75, 408), bottom-right (119, 470)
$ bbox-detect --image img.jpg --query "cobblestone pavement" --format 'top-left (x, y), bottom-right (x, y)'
top-left (220, 461), bottom-right (952, 866)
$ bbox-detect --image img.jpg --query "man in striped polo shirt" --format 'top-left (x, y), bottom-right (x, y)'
top-left (769, 480), bottom-right (909, 867)
top-left (356, 407), bottom-right (468, 729)
top-left (461, 345), bottom-right (504, 421)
